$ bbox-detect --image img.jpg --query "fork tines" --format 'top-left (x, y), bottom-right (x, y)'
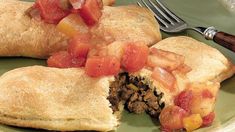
top-left (137, 0), bottom-right (184, 29)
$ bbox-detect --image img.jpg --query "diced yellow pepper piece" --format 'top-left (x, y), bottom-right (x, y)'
top-left (56, 14), bottom-right (89, 37)
top-left (183, 114), bottom-right (203, 132)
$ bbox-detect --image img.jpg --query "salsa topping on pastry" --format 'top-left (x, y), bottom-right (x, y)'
top-left (40, 3), bottom-right (216, 130)
top-left (29, 0), bottom-right (102, 25)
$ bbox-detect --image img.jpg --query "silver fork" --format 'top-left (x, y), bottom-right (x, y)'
top-left (137, 0), bottom-right (235, 52)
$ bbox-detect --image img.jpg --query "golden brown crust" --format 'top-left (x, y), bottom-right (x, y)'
top-left (0, 1), bottom-right (161, 58)
top-left (212, 61), bottom-right (235, 82)
top-left (152, 36), bottom-right (235, 83)
top-left (0, 66), bottom-right (118, 131)
top-left (0, 0), bottom-right (68, 58)
top-left (136, 37), bottom-right (234, 110)
top-left (91, 5), bottom-right (162, 46)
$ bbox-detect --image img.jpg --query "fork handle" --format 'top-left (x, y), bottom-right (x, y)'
top-left (213, 32), bottom-right (235, 52)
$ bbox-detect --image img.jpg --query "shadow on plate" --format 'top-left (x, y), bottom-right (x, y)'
top-left (0, 124), bottom-right (45, 132)
top-left (120, 110), bottom-right (161, 131)
top-left (0, 57), bottom-right (46, 75)
top-left (220, 76), bottom-right (235, 94)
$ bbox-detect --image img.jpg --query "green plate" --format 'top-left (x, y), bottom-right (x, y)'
top-left (0, 0), bottom-right (235, 131)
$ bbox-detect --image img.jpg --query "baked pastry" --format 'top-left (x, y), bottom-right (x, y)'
top-left (0, 36), bottom-right (234, 130)
top-left (0, 65), bottom-right (188, 131)
top-left (0, 0), bottom-right (161, 58)
top-left (152, 36), bottom-right (235, 83)
top-left (0, 66), bottom-right (119, 131)
top-left (91, 5), bottom-right (161, 46)
top-left (0, 0), bottom-right (68, 58)
top-left (0, 65), bottom-right (170, 131)
top-left (136, 38), bottom-right (234, 126)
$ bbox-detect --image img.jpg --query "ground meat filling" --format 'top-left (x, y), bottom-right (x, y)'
top-left (108, 73), bottom-right (165, 118)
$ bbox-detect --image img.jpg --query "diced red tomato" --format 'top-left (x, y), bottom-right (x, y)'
top-left (175, 64), bottom-right (192, 74)
top-left (150, 48), bottom-right (182, 61)
top-left (35, 0), bottom-right (69, 24)
top-left (151, 67), bottom-right (176, 91)
top-left (68, 37), bottom-right (91, 58)
top-left (70, 8), bottom-right (80, 14)
top-left (56, 14), bottom-right (89, 37)
top-left (98, 0), bottom-right (104, 8)
top-left (47, 51), bottom-right (85, 68)
top-left (71, 33), bottom-right (91, 43)
top-left (174, 90), bottom-right (193, 113)
top-left (85, 56), bottom-right (120, 77)
top-left (71, 57), bottom-right (86, 67)
top-left (121, 43), bottom-right (149, 72)
top-left (148, 48), bottom-right (185, 71)
top-left (79, 0), bottom-right (102, 26)
top-left (160, 105), bottom-right (188, 131)
top-left (87, 48), bottom-right (100, 58)
top-left (202, 89), bottom-right (214, 99)
top-left (47, 51), bottom-right (73, 68)
top-left (202, 112), bottom-right (215, 127)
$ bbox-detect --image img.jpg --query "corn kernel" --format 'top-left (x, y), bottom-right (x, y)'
top-left (183, 114), bottom-right (203, 132)
top-left (56, 14), bottom-right (89, 37)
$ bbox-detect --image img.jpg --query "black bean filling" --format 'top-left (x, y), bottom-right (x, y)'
top-left (108, 72), bottom-right (165, 118)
